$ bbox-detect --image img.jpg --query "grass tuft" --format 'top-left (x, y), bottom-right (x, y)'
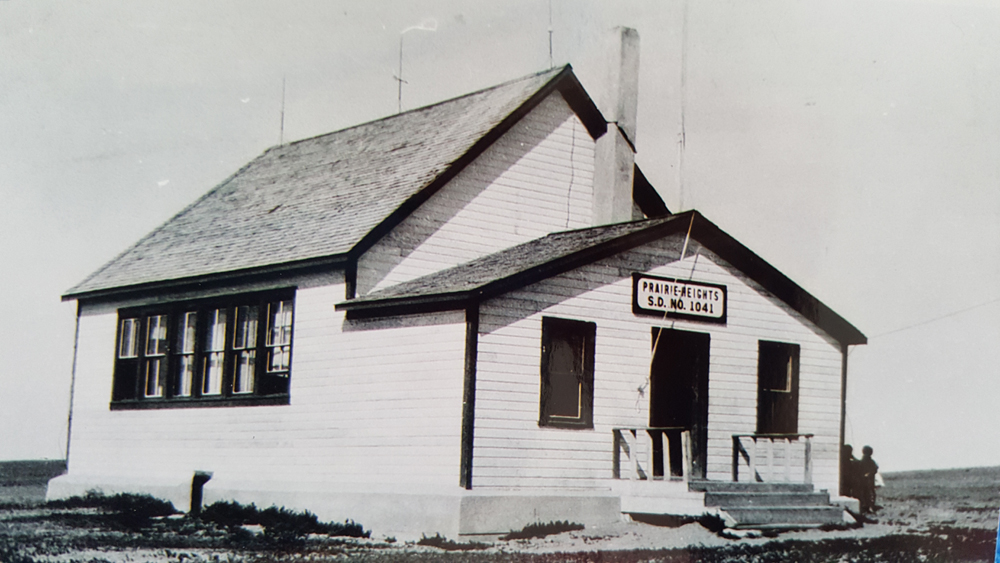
top-left (417, 533), bottom-right (490, 551)
top-left (500, 520), bottom-right (584, 541)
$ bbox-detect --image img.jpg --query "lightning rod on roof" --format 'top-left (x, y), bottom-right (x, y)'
top-left (395, 18), bottom-right (438, 113)
top-left (279, 75), bottom-right (286, 145)
top-left (548, 0), bottom-right (554, 69)
top-left (677, 0), bottom-right (689, 210)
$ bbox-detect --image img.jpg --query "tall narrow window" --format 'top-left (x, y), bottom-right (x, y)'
top-left (174, 312), bottom-right (197, 397)
top-left (202, 308), bottom-right (227, 396)
top-left (113, 317), bottom-right (141, 400)
top-left (144, 314), bottom-right (168, 397)
top-left (261, 300), bottom-right (293, 395)
top-left (539, 317), bottom-right (595, 429)
top-left (119, 318), bottom-right (139, 359)
top-left (756, 341), bottom-right (800, 435)
top-left (232, 305), bottom-right (258, 394)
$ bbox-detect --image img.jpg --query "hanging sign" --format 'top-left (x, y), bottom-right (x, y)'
top-left (632, 273), bottom-right (727, 324)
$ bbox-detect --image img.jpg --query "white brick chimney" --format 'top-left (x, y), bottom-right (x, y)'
top-left (592, 26), bottom-right (640, 226)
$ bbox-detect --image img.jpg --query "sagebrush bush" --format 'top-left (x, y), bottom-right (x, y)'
top-left (47, 491), bottom-right (177, 530)
top-left (501, 520), bottom-right (584, 540)
top-left (199, 500), bottom-right (369, 546)
top-left (417, 533), bottom-right (489, 551)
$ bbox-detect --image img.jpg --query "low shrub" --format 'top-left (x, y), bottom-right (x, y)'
top-left (417, 533), bottom-right (490, 551)
top-left (501, 520), bottom-right (584, 541)
top-left (199, 500), bottom-right (369, 546)
top-left (47, 491), bottom-right (176, 530)
top-left (198, 500), bottom-right (259, 528)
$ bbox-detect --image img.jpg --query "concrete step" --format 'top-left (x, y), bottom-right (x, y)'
top-left (688, 480), bottom-right (814, 494)
top-left (723, 506), bottom-right (846, 528)
top-left (705, 491), bottom-right (831, 508)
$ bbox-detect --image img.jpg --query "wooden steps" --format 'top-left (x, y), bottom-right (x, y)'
top-left (692, 481), bottom-right (850, 529)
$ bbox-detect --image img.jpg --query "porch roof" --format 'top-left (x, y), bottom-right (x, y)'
top-left (337, 210), bottom-right (867, 346)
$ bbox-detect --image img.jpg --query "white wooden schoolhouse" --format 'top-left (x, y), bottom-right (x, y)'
top-left (51, 29), bottom-right (866, 536)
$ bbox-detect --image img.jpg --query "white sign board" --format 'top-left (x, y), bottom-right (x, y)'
top-left (632, 274), bottom-right (727, 323)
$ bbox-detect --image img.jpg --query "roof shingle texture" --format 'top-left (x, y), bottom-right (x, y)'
top-left (347, 216), bottom-right (680, 305)
top-left (66, 67), bottom-right (566, 297)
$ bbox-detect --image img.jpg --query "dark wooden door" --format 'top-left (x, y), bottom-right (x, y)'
top-left (649, 328), bottom-right (710, 479)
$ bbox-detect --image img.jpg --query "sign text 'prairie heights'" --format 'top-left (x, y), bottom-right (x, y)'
top-left (632, 273), bottom-right (728, 324)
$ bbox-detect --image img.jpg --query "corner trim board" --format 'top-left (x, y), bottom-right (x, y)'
top-left (345, 259), bottom-right (358, 300)
top-left (839, 343), bottom-right (849, 474)
top-left (65, 302), bottom-right (81, 464)
top-left (459, 303), bottom-right (480, 489)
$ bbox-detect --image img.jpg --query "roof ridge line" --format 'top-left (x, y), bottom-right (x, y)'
top-left (271, 65), bottom-right (572, 152)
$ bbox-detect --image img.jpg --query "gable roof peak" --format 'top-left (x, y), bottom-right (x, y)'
top-left (339, 209), bottom-right (866, 347)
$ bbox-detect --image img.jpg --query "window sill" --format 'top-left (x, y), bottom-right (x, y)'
top-left (539, 420), bottom-right (594, 430)
top-left (109, 394), bottom-right (290, 410)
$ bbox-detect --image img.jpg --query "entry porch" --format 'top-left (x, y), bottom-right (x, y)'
top-left (610, 427), bottom-right (849, 528)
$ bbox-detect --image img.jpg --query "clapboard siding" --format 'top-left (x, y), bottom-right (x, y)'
top-left (473, 235), bottom-right (844, 494)
top-left (357, 93), bottom-right (596, 295)
top-left (65, 275), bottom-right (468, 489)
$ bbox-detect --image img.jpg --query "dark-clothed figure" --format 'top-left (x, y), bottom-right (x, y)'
top-left (840, 444), bottom-right (859, 498)
top-left (858, 445), bottom-right (879, 514)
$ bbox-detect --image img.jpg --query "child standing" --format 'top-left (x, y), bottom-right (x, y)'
top-left (858, 445), bottom-right (879, 514)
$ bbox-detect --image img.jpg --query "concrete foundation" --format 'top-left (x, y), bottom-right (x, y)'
top-left (47, 473), bottom-right (624, 539)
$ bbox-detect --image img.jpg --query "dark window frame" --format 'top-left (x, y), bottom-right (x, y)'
top-left (110, 289), bottom-right (295, 410)
top-left (756, 340), bottom-right (801, 434)
top-left (538, 316), bottom-right (596, 429)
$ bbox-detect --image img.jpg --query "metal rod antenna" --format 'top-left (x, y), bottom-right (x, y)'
top-left (548, 0), bottom-right (554, 69)
top-left (678, 0), bottom-right (689, 210)
top-left (395, 19), bottom-right (435, 114)
top-left (398, 35), bottom-right (404, 113)
top-left (280, 75), bottom-right (286, 145)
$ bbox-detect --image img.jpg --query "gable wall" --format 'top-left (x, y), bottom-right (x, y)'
top-left (63, 273), bottom-right (467, 495)
top-left (357, 93), bottom-right (596, 295)
top-left (473, 235), bottom-right (844, 494)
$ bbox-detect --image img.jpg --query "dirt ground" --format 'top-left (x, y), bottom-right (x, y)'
top-left (1, 466), bottom-right (998, 563)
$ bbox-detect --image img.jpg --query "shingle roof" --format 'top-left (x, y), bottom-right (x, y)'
top-left (342, 215), bottom-right (680, 307)
top-left (65, 65), bottom-right (605, 300)
top-left (338, 211), bottom-right (867, 346)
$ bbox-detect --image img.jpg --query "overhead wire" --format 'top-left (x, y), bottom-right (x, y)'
top-left (638, 214), bottom-right (698, 405)
top-left (868, 296), bottom-right (1000, 340)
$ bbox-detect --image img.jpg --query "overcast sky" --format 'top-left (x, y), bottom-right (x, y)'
top-left (1, 0), bottom-right (997, 471)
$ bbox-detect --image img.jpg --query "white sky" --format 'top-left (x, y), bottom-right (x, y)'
top-left (1, 0), bottom-right (997, 471)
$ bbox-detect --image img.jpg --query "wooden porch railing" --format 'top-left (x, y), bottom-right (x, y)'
top-left (731, 433), bottom-right (813, 483)
top-left (613, 427), bottom-right (691, 482)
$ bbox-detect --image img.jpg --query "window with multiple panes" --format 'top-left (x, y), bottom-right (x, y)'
top-left (112, 290), bottom-right (294, 408)
top-left (756, 340), bottom-right (800, 434)
top-left (538, 316), bottom-right (595, 429)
